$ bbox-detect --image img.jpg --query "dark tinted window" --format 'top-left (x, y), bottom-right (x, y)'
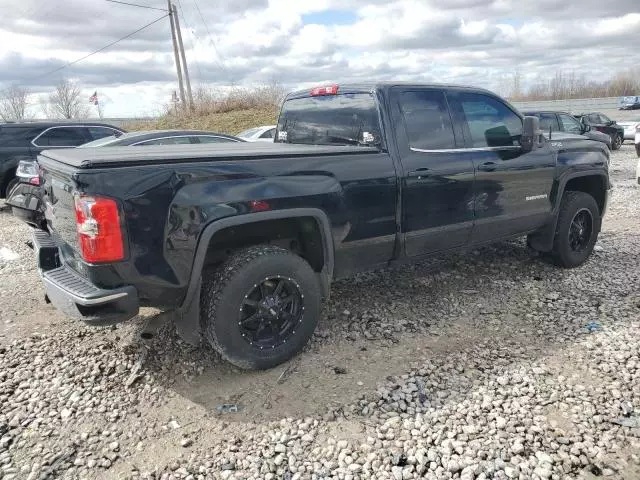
top-left (534, 113), bottom-right (560, 132)
top-left (398, 90), bottom-right (455, 150)
top-left (136, 136), bottom-right (192, 145)
top-left (259, 128), bottom-right (276, 139)
top-left (276, 93), bottom-right (381, 146)
top-left (459, 93), bottom-right (522, 147)
top-left (34, 127), bottom-right (88, 147)
top-left (598, 113), bottom-right (612, 124)
top-left (88, 127), bottom-right (119, 141)
top-left (558, 114), bottom-right (582, 134)
top-left (196, 136), bottom-right (236, 144)
top-left (587, 114), bottom-right (600, 124)
top-left (0, 126), bottom-right (41, 147)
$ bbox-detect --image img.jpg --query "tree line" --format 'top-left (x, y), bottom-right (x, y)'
top-left (502, 68), bottom-right (640, 102)
top-left (0, 79), bottom-right (91, 122)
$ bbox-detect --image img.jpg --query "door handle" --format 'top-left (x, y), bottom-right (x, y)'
top-left (477, 162), bottom-right (497, 172)
top-left (408, 167), bottom-right (431, 179)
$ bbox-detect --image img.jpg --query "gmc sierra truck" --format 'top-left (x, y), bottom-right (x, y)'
top-left (27, 82), bottom-right (611, 370)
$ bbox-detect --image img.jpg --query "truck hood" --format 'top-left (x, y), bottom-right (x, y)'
top-left (38, 143), bottom-right (379, 169)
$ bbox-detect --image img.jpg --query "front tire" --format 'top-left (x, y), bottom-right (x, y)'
top-left (611, 133), bottom-right (622, 150)
top-left (551, 191), bottom-right (601, 268)
top-left (201, 245), bottom-right (321, 370)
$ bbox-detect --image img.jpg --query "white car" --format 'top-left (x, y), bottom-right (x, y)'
top-left (618, 117), bottom-right (640, 142)
top-left (237, 125), bottom-right (277, 143)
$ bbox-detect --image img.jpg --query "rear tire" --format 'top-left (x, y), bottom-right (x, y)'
top-left (201, 245), bottom-right (321, 370)
top-left (2, 177), bottom-right (18, 199)
top-left (611, 133), bottom-right (622, 150)
top-left (551, 191), bottom-right (600, 268)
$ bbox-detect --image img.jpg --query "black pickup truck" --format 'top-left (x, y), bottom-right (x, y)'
top-left (27, 82), bottom-right (611, 370)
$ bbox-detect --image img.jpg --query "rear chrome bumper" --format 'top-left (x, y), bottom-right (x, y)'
top-left (33, 229), bottom-right (139, 325)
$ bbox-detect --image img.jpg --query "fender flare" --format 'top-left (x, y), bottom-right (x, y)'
top-left (528, 169), bottom-right (609, 252)
top-left (178, 207), bottom-right (335, 315)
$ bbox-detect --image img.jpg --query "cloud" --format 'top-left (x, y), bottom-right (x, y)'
top-left (1, 0), bottom-right (639, 116)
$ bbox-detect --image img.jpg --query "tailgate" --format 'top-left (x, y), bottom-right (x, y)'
top-left (39, 157), bottom-right (82, 257)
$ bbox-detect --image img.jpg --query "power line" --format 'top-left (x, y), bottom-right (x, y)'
top-left (24, 14), bottom-right (169, 83)
top-left (191, 0), bottom-right (229, 75)
top-left (105, 0), bottom-right (168, 12)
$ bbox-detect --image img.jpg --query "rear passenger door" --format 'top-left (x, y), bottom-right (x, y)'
top-left (447, 91), bottom-right (555, 243)
top-left (390, 87), bottom-right (475, 256)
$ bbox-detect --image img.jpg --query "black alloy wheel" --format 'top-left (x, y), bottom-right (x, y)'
top-left (238, 276), bottom-right (304, 349)
top-left (568, 208), bottom-right (593, 253)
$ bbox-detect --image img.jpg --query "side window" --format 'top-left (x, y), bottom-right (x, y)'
top-left (458, 93), bottom-right (522, 148)
top-left (137, 136), bottom-right (192, 145)
top-left (196, 136), bottom-right (234, 144)
top-left (559, 114), bottom-right (582, 134)
top-left (398, 90), bottom-right (456, 150)
top-left (598, 114), bottom-right (611, 124)
top-left (33, 127), bottom-right (89, 147)
top-left (588, 114), bottom-right (600, 124)
top-left (88, 127), bottom-right (119, 141)
top-left (537, 113), bottom-right (560, 132)
top-left (259, 128), bottom-right (276, 139)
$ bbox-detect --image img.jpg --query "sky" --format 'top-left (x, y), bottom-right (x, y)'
top-left (1, 0), bottom-right (639, 118)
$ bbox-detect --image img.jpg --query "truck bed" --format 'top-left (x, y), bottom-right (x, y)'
top-left (39, 143), bottom-right (378, 169)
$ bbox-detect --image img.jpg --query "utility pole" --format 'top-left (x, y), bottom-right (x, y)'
top-left (168, 0), bottom-right (186, 108)
top-left (172, 4), bottom-right (194, 110)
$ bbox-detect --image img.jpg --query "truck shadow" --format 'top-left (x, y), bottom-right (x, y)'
top-left (142, 237), bottom-right (624, 425)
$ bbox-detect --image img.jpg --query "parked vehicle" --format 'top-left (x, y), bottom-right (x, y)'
top-left (0, 122), bottom-right (124, 197)
top-left (619, 96), bottom-right (640, 110)
top-left (237, 125), bottom-right (277, 142)
top-left (617, 117), bottom-right (640, 141)
top-left (25, 82), bottom-right (610, 370)
top-left (522, 110), bottom-right (612, 149)
top-left (78, 129), bottom-right (244, 147)
top-left (574, 113), bottom-right (625, 150)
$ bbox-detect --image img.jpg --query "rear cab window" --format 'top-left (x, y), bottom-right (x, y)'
top-left (276, 91), bottom-right (382, 147)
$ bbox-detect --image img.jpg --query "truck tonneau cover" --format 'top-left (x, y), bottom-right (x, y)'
top-left (38, 143), bottom-right (378, 169)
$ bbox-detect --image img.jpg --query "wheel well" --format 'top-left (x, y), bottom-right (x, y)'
top-left (564, 175), bottom-right (606, 214)
top-left (202, 217), bottom-right (326, 272)
top-left (1, 168), bottom-right (17, 197)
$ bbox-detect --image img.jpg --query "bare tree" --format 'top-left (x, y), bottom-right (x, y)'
top-left (0, 85), bottom-right (29, 121)
top-left (48, 79), bottom-right (89, 119)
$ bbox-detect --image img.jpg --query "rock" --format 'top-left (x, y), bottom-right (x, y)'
top-left (180, 438), bottom-right (193, 448)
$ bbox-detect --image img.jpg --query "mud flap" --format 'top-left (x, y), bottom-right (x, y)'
top-left (175, 277), bottom-right (202, 346)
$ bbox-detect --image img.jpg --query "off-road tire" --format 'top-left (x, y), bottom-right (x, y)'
top-left (551, 191), bottom-right (601, 268)
top-left (201, 245), bottom-right (321, 370)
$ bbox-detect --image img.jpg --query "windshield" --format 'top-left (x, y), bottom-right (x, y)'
top-left (276, 93), bottom-right (381, 147)
top-left (237, 127), bottom-right (260, 138)
top-left (622, 96), bottom-right (638, 103)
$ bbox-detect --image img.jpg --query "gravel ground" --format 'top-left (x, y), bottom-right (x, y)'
top-left (0, 145), bottom-right (639, 480)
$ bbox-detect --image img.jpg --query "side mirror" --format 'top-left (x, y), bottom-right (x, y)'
top-left (521, 116), bottom-right (542, 152)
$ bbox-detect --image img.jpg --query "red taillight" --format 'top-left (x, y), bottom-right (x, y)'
top-left (74, 195), bottom-right (124, 263)
top-left (28, 177), bottom-right (40, 186)
top-left (249, 200), bottom-right (270, 212)
top-left (310, 84), bottom-right (339, 96)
